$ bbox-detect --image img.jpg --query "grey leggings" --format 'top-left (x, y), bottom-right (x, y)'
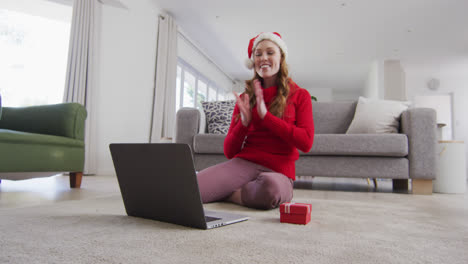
top-left (196, 158), bottom-right (294, 209)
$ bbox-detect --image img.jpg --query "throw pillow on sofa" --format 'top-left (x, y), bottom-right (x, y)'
top-left (201, 100), bottom-right (235, 134)
top-left (346, 96), bottom-right (411, 134)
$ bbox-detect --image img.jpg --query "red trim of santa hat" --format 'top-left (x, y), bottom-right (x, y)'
top-left (245, 32), bottom-right (288, 69)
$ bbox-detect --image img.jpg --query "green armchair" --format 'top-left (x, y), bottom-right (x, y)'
top-left (0, 101), bottom-right (87, 188)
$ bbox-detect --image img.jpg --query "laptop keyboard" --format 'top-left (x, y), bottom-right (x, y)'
top-left (205, 216), bottom-right (221, 222)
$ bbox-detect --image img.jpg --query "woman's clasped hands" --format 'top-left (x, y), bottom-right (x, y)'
top-left (233, 79), bottom-right (268, 127)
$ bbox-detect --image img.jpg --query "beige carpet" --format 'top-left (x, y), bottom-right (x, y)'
top-left (1, 189), bottom-right (467, 264)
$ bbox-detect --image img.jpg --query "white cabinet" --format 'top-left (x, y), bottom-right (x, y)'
top-left (434, 141), bottom-right (466, 194)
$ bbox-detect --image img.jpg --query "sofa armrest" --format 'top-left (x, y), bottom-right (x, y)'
top-left (0, 103), bottom-right (87, 140)
top-left (401, 108), bottom-right (437, 179)
top-left (175, 107), bottom-right (200, 152)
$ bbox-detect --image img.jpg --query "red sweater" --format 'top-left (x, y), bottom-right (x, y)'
top-left (224, 81), bottom-right (314, 180)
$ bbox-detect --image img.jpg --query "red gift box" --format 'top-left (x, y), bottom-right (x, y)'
top-left (279, 203), bottom-right (312, 225)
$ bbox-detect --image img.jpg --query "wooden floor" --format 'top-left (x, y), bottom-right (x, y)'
top-left (0, 174), bottom-right (119, 209)
top-left (0, 174), bottom-right (423, 209)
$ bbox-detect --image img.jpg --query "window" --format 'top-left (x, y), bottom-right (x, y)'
top-left (176, 58), bottom-right (227, 113)
top-left (183, 70), bottom-right (196, 107)
top-left (197, 80), bottom-right (207, 108)
top-left (208, 86), bottom-right (217, 102)
top-left (0, 7), bottom-right (71, 107)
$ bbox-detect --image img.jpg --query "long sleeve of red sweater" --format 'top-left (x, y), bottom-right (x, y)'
top-left (260, 88), bottom-right (314, 153)
top-left (223, 105), bottom-right (249, 159)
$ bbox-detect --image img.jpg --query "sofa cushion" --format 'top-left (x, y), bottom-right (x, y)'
top-left (301, 134), bottom-right (408, 157)
top-left (201, 100), bottom-right (235, 134)
top-left (312, 101), bottom-right (356, 134)
top-left (194, 133), bottom-right (408, 157)
top-left (194, 134), bottom-right (226, 154)
top-left (346, 96), bottom-right (411, 134)
top-left (295, 156), bottom-right (409, 179)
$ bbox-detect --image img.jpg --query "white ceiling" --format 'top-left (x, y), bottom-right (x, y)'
top-left (153, 0), bottom-right (468, 91)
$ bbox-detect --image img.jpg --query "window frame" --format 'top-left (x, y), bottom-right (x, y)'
top-left (176, 58), bottom-right (225, 111)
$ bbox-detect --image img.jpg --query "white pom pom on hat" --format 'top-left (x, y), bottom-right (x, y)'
top-left (245, 58), bottom-right (254, 69)
top-left (245, 32), bottom-right (288, 70)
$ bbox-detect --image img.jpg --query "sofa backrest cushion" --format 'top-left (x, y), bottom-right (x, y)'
top-left (312, 101), bottom-right (357, 134)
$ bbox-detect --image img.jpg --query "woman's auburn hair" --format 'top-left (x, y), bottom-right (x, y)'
top-left (244, 50), bottom-right (291, 118)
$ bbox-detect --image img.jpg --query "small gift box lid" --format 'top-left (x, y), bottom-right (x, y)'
top-left (279, 203), bottom-right (312, 215)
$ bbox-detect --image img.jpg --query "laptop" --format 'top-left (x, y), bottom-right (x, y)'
top-left (109, 143), bottom-right (249, 229)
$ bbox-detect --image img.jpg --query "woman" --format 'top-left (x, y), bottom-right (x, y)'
top-left (197, 32), bottom-right (314, 209)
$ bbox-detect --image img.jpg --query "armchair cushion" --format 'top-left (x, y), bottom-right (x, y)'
top-left (0, 103), bottom-right (87, 140)
top-left (0, 130), bottom-right (85, 172)
top-left (0, 103), bottom-right (87, 174)
top-left (0, 129), bottom-right (84, 147)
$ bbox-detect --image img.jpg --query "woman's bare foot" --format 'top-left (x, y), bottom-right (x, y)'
top-left (226, 188), bottom-right (243, 205)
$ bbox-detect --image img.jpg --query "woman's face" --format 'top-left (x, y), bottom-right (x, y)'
top-left (254, 40), bottom-right (282, 81)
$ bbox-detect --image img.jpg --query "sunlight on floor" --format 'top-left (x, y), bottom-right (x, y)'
top-left (0, 174), bottom-right (119, 209)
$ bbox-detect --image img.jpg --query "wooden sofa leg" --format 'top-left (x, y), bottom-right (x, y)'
top-left (393, 179), bottom-right (409, 191)
top-left (70, 172), bottom-right (83, 188)
top-left (412, 179), bottom-right (433, 195)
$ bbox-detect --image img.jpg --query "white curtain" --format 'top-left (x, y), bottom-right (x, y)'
top-left (149, 14), bottom-right (178, 142)
top-left (63, 0), bottom-right (99, 174)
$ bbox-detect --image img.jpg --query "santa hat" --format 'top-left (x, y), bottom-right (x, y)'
top-left (245, 32), bottom-right (288, 70)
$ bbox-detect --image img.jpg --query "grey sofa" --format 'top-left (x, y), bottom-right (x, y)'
top-left (175, 101), bottom-right (437, 194)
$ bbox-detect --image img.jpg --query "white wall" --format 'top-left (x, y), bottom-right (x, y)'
top-left (332, 90), bottom-right (361, 101)
top-left (363, 60), bottom-right (384, 99)
top-left (91, 0), bottom-right (161, 175)
top-left (364, 59), bottom-right (407, 101)
top-left (307, 88), bottom-right (333, 102)
top-left (384, 60), bottom-right (406, 101)
top-left (404, 62), bottom-right (468, 177)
